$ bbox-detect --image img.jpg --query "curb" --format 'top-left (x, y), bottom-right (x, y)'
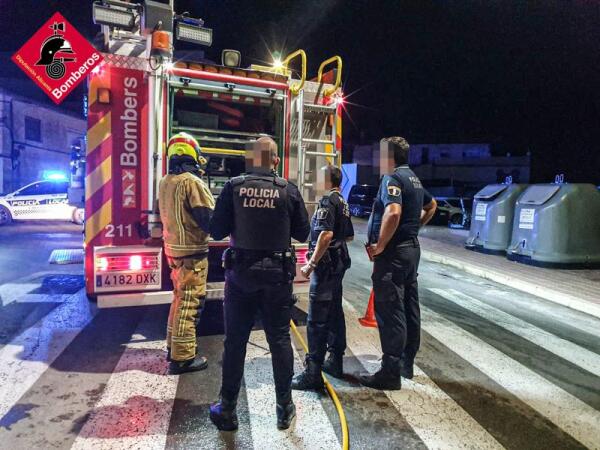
top-left (421, 249), bottom-right (600, 320)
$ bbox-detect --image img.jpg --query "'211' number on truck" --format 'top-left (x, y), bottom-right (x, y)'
top-left (104, 224), bottom-right (133, 238)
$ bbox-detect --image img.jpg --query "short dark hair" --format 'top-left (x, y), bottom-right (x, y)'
top-left (383, 136), bottom-right (410, 166)
top-left (322, 164), bottom-right (342, 188)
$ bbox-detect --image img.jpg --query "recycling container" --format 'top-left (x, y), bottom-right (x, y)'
top-left (466, 183), bottom-right (527, 254)
top-left (507, 183), bottom-right (600, 267)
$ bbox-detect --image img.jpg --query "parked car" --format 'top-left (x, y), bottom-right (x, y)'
top-left (0, 179), bottom-right (84, 226)
top-left (429, 197), bottom-right (466, 227)
top-left (348, 184), bottom-right (378, 217)
top-left (457, 197), bottom-right (472, 229)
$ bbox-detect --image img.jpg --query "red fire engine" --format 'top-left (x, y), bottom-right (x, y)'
top-left (84, 1), bottom-right (343, 307)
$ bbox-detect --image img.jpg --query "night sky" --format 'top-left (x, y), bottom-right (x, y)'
top-left (1, 1), bottom-right (599, 183)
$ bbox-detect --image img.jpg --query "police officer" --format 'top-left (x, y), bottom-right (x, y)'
top-left (159, 132), bottom-right (215, 375)
top-left (360, 137), bottom-right (437, 390)
top-left (291, 165), bottom-right (353, 390)
top-left (209, 137), bottom-right (310, 431)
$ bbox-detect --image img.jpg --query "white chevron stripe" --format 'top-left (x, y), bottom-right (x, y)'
top-left (70, 315), bottom-right (177, 450)
top-left (340, 298), bottom-right (503, 450)
top-left (430, 288), bottom-right (600, 376)
top-left (421, 305), bottom-right (600, 450)
top-left (0, 289), bottom-right (94, 420)
top-left (0, 282), bottom-right (41, 306)
top-left (244, 330), bottom-right (340, 449)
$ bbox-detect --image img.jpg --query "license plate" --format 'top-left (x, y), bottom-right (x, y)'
top-left (96, 272), bottom-right (159, 288)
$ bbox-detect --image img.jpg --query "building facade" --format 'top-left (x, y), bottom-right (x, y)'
top-left (0, 81), bottom-right (86, 194)
top-left (352, 142), bottom-right (530, 196)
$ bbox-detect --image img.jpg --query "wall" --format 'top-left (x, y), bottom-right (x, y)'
top-left (0, 90), bottom-right (85, 193)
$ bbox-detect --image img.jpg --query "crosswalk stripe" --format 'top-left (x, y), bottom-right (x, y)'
top-left (0, 289), bottom-right (94, 420)
top-left (0, 271), bottom-right (72, 306)
top-left (244, 330), bottom-right (340, 449)
top-left (482, 287), bottom-right (600, 341)
top-left (430, 288), bottom-right (600, 377)
top-left (421, 305), bottom-right (600, 450)
top-left (338, 298), bottom-right (504, 450)
top-left (71, 310), bottom-right (177, 450)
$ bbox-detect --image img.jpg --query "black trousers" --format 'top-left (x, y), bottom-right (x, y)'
top-left (371, 241), bottom-right (421, 371)
top-left (306, 267), bottom-right (347, 365)
top-left (220, 264), bottom-right (294, 405)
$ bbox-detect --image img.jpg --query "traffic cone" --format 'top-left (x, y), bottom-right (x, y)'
top-left (358, 289), bottom-right (378, 328)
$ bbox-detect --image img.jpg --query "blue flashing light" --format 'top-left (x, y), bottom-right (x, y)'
top-left (43, 171), bottom-right (68, 182)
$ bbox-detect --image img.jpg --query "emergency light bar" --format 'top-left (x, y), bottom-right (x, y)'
top-left (176, 21), bottom-right (213, 46)
top-left (93, 2), bottom-right (136, 30)
top-left (43, 171), bottom-right (68, 181)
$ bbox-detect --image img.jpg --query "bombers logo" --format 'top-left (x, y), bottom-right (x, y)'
top-left (12, 12), bottom-right (103, 104)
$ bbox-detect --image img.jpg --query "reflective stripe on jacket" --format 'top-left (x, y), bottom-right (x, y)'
top-left (159, 172), bottom-right (215, 258)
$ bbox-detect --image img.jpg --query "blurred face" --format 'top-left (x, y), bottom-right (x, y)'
top-left (245, 141), bottom-right (279, 172)
top-left (316, 165), bottom-right (333, 196)
top-left (379, 140), bottom-right (395, 175)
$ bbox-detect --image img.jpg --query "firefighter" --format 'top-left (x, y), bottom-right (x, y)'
top-left (360, 137), bottom-right (437, 390)
top-left (291, 164), bottom-right (353, 390)
top-left (159, 132), bottom-right (215, 375)
top-left (209, 136), bottom-right (310, 431)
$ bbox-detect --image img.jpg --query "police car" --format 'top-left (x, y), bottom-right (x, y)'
top-left (0, 178), bottom-right (84, 226)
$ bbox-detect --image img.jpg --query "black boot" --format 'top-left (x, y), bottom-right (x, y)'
top-left (166, 347), bottom-right (171, 362)
top-left (400, 358), bottom-right (414, 379)
top-left (276, 401), bottom-right (296, 430)
top-left (210, 397), bottom-right (239, 431)
top-left (291, 360), bottom-right (324, 391)
top-left (168, 355), bottom-right (208, 375)
top-left (358, 356), bottom-right (401, 390)
top-left (322, 353), bottom-right (343, 379)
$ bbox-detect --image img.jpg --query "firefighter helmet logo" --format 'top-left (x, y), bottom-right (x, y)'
top-left (35, 22), bottom-right (76, 80)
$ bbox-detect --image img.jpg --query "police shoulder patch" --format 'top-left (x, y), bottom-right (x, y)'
top-left (316, 208), bottom-right (329, 220)
top-left (387, 185), bottom-right (401, 197)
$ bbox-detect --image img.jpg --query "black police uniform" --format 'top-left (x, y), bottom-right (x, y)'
top-left (367, 165), bottom-right (433, 376)
top-left (209, 168), bottom-right (310, 409)
top-left (306, 190), bottom-right (354, 365)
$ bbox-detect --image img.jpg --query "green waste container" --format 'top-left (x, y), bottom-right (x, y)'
top-left (507, 183), bottom-right (600, 267)
top-left (466, 183), bottom-right (527, 254)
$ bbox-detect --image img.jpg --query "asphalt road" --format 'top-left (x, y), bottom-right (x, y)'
top-left (0, 220), bottom-right (599, 449)
top-left (0, 221), bottom-right (82, 286)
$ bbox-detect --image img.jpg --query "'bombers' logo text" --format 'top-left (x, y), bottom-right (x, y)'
top-left (12, 12), bottom-right (103, 104)
top-left (120, 76), bottom-right (139, 209)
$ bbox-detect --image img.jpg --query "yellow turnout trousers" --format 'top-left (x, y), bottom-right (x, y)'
top-left (166, 256), bottom-right (208, 361)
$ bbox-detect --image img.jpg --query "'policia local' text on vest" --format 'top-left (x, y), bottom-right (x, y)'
top-left (230, 174), bottom-right (291, 251)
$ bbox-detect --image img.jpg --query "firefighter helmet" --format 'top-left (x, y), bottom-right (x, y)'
top-left (167, 132), bottom-right (203, 163)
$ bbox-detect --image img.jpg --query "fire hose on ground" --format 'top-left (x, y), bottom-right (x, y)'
top-left (289, 319), bottom-right (350, 450)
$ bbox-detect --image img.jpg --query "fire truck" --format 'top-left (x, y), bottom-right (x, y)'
top-left (84, 1), bottom-right (343, 307)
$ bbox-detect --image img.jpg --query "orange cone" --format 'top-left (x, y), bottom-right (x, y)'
top-left (359, 289), bottom-right (378, 328)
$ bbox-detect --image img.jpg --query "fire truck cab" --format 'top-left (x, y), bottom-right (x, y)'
top-left (85, 1), bottom-right (343, 307)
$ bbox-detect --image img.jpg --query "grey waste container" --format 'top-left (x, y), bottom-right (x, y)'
top-left (507, 183), bottom-right (600, 267)
top-left (466, 183), bottom-right (527, 254)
